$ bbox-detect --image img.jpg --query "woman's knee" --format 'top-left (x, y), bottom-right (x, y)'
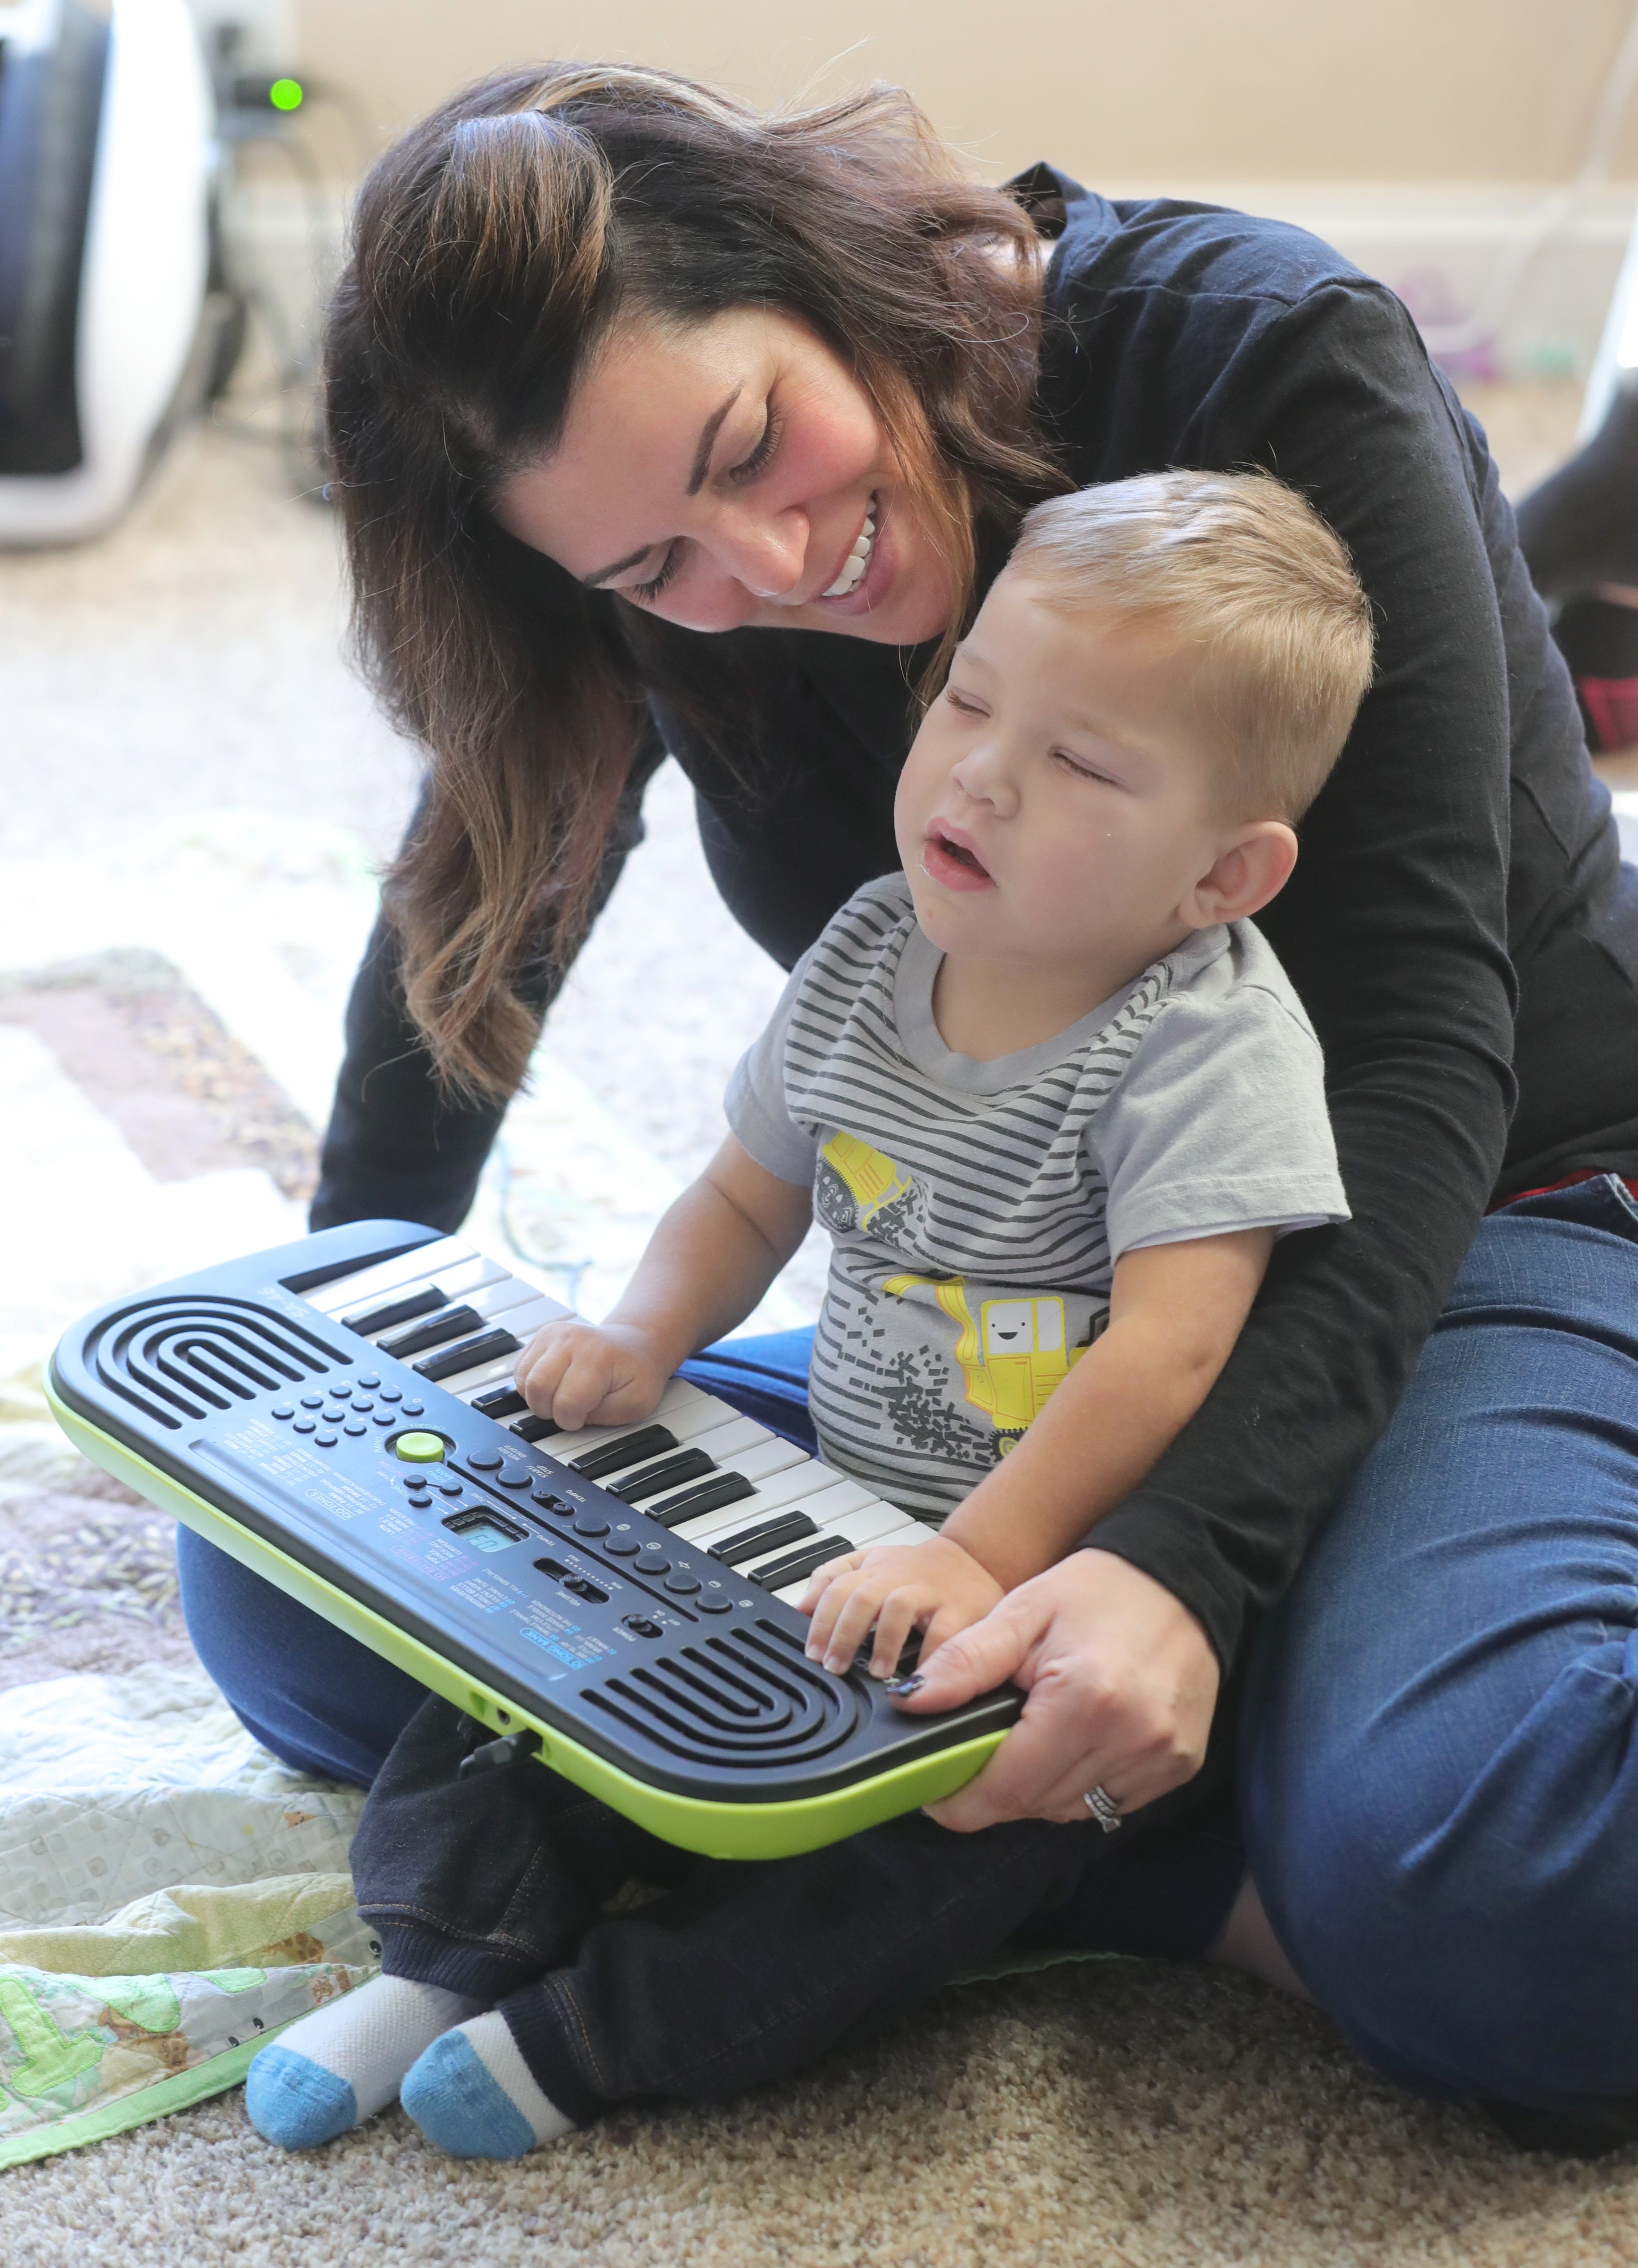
top-left (175, 1524), bottom-right (426, 1787)
top-left (1244, 1625), bottom-right (1638, 2107)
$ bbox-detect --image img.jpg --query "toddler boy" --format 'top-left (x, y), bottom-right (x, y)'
top-left (246, 469), bottom-right (1372, 2159)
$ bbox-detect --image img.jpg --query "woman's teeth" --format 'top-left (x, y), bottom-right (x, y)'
top-left (823, 498), bottom-right (877, 598)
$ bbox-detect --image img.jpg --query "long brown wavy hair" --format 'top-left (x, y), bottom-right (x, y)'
top-left (325, 61), bottom-right (1065, 1097)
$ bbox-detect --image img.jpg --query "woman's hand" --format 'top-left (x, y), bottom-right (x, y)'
top-left (513, 1320), bottom-right (671, 1432)
top-left (891, 1549), bottom-right (1221, 1829)
top-left (799, 1536), bottom-right (1004, 1679)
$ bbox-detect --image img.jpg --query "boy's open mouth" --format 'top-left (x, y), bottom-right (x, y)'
top-left (922, 823), bottom-right (994, 891)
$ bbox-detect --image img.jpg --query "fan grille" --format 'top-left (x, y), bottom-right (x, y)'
top-left (81, 1296), bottom-right (348, 1430)
top-left (584, 1621), bottom-right (864, 1770)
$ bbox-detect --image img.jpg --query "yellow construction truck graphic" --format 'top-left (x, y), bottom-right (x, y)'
top-left (883, 1273), bottom-right (1087, 1448)
top-left (817, 1129), bottom-right (918, 1236)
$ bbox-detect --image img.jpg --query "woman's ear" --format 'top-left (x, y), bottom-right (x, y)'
top-left (1188, 821), bottom-right (1300, 926)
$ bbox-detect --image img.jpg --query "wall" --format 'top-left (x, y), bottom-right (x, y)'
top-left (291, 0), bottom-right (1638, 186)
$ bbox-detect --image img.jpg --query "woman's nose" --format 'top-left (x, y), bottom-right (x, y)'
top-left (722, 505), bottom-right (809, 602)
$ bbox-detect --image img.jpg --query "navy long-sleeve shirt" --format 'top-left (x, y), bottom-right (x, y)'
top-left (313, 170), bottom-right (1638, 1671)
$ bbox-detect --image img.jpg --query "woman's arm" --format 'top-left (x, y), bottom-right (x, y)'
top-left (309, 730), bottom-right (668, 1233)
top-left (1053, 272), bottom-right (1519, 1672)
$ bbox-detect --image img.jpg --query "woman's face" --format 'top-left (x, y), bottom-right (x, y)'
top-left (492, 306), bottom-right (955, 645)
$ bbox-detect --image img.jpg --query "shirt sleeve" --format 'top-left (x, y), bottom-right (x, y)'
top-left (1080, 277), bottom-right (1517, 1670)
top-left (723, 951), bottom-right (822, 1186)
top-left (1089, 982), bottom-right (1350, 1260)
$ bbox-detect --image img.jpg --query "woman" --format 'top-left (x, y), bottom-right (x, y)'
top-left (178, 63), bottom-right (1638, 2154)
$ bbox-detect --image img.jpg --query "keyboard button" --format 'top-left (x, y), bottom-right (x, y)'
top-left (293, 1419), bottom-right (315, 1434)
top-left (710, 1512), bottom-right (818, 1567)
top-left (633, 1548), bottom-right (671, 1575)
top-left (697, 1590), bottom-right (733, 1615)
top-left (402, 1400), bottom-right (424, 1416)
top-left (379, 1304), bottom-right (486, 1359)
top-left (372, 1411), bottom-right (395, 1427)
top-left (571, 1512), bottom-right (611, 1537)
top-left (271, 1404), bottom-right (293, 1420)
top-left (343, 1421), bottom-right (367, 1437)
top-left (300, 1395), bottom-right (323, 1410)
top-left (747, 1537), bottom-right (853, 1592)
top-left (379, 1387), bottom-right (403, 1404)
top-left (604, 1535), bottom-right (641, 1558)
top-left (571, 1425), bottom-right (679, 1481)
top-left (664, 1572), bottom-right (701, 1595)
top-left (469, 1452), bottom-right (503, 1471)
top-left (357, 1374), bottom-right (380, 1389)
top-left (499, 1470), bottom-right (533, 1490)
top-left (645, 1472), bottom-right (756, 1529)
top-left (342, 1284), bottom-right (446, 1337)
top-left (611, 1448), bottom-right (715, 1504)
top-left (473, 1385), bottom-right (528, 1420)
top-left (316, 1432), bottom-right (338, 1447)
top-left (415, 1328), bottom-right (523, 1384)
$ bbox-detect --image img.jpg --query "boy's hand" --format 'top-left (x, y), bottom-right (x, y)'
top-left (799, 1536), bottom-right (1003, 1680)
top-left (514, 1321), bottom-right (671, 1433)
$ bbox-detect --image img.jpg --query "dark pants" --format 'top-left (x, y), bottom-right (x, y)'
top-left (348, 1694), bottom-right (1125, 2119)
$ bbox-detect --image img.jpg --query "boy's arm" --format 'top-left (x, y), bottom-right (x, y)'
top-left (515, 1136), bottom-right (812, 1428)
top-left (802, 1227), bottom-right (1275, 1675)
top-left (941, 1228), bottom-right (1276, 1589)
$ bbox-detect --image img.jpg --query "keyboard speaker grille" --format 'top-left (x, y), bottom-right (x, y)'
top-left (584, 1621), bottom-right (865, 1771)
top-left (81, 1297), bottom-right (347, 1431)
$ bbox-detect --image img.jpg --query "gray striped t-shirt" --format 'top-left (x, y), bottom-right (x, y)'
top-left (726, 874), bottom-right (1350, 1521)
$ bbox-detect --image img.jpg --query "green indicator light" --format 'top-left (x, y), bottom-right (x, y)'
top-left (269, 77), bottom-right (304, 112)
top-left (394, 1432), bottom-right (445, 1464)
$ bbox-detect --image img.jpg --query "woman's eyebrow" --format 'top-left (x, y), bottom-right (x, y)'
top-left (581, 385), bottom-right (745, 588)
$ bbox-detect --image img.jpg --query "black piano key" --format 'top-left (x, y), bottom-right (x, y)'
top-left (709, 1511), bottom-right (818, 1568)
top-left (570, 1425), bottom-right (679, 1482)
top-left (380, 1304), bottom-right (484, 1359)
top-left (750, 1536), bottom-right (854, 1592)
top-left (472, 1385), bottom-right (529, 1420)
top-left (645, 1472), bottom-right (756, 1529)
top-left (415, 1328), bottom-right (523, 1382)
top-left (343, 1285), bottom-right (446, 1337)
top-left (510, 1413), bottom-right (559, 1443)
top-left (610, 1447), bottom-right (717, 1504)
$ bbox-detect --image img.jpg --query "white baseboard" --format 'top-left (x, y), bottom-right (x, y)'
top-left (223, 177), bottom-right (1638, 380)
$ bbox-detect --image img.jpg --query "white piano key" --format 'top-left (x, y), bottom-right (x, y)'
top-left (350, 1259), bottom-right (513, 1335)
top-left (534, 1381), bottom-right (742, 1462)
top-left (727, 1438), bottom-right (808, 1483)
top-left (815, 1500), bottom-right (923, 1549)
top-left (302, 1238), bottom-right (474, 1315)
top-left (676, 1414), bottom-right (774, 1463)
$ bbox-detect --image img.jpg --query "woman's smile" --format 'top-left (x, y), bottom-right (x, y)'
top-left (491, 309), bottom-right (954, 646)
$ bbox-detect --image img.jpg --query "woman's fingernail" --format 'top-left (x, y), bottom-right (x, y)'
top-left (884, 1672), bottom-right (925, 1697)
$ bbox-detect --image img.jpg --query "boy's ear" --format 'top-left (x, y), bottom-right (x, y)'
top-left (1187, 821), bottom-right (1299, 926)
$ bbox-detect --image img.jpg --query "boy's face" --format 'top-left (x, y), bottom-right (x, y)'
top-left (894, 573), bottom-right (1249, 974)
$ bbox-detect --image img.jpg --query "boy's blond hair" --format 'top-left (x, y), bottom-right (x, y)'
top-left (1007, 469), bottom-right (1375, 822)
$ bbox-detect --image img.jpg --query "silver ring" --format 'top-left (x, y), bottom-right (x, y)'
top-left (1083, 1784), bottom-right (1123, 1833)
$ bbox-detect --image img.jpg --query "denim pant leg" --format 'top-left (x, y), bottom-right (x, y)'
top-left (1243, 1175), bottom-right (1638, 2113)
top-left (350, 1695), bottom-right (691, 1999)
top-left (494, 1806), bottom-right (1108, 2121)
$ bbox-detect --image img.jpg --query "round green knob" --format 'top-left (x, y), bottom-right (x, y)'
top-left (394, 1432), bottom-right (445, 1464)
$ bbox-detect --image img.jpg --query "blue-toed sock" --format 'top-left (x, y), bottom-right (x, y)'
top-left (400, 2011), bottom-right (574, 2159)
top-left (245, 1974), bottom-right (483, 2150)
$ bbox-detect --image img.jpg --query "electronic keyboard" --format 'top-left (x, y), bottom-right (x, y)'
top-left (47, 1222), bottom-right (1021, 1858)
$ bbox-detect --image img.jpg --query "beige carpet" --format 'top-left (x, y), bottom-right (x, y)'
top-left (8, 1959), bottom-right (1638, 2268)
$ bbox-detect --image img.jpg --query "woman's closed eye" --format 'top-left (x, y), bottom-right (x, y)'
top-left (624, 409), bottom-right (785, 603)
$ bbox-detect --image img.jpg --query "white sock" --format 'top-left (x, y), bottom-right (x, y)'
top-left (399, 2010), bottom-right (575, 2158)
top-left (262, 1974), bottom-right (483, 2122)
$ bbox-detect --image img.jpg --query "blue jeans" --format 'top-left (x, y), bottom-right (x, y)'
top-left (175, 1180), bottom-right (1638, 2115)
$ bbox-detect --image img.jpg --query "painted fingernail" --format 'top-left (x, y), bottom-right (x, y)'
top-left (883, 1672), bottom-right (925, 1697)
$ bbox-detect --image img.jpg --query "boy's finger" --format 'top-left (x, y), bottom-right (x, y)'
top-left (869, 1592), bottom-right (921, 1679)
top-left (820, 1584), bottom-right (886, 1672)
